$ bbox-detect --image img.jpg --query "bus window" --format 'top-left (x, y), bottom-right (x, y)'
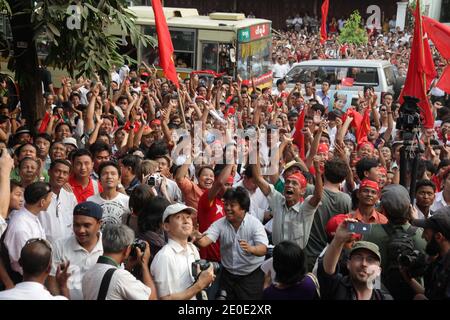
top-left (142, 26), bottom-right (196, 69)
top-left (202, 43), bottom-right (218, 70)
top-left (201, 42), bottom-right (233, 75)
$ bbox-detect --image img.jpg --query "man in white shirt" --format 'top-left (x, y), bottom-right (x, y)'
top-left (233, 166), bottom-right (269, 223)
top-left (272, 57), bottom-right (290, 79)
top-left (39, 160), bottom-right (78, 244)
top-left (4, 182), bottom-right (53, 276)
top-left (431, 169), bottom-right (450, 212)
top-left (194, 187), bottom-right (269, 300)
top-left (82, 223), bottom-right (157, 300)
top-left (151, 203), bottom-right (215, 300)
top-left (0, 238), bottom-right (69, 300)
top-left (47, 201), bottom-right (104, 300)
top-left (88, 161), bottom-right (130, 227)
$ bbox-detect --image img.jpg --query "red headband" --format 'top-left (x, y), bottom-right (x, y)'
top-left (359, 179), bottom-right (380, 193)
top-left (317, 143), bottom-right (329, 154)
top-left (357, 141), bottom-right (374, 151)
top-left (286, 173), bottom-right (307, 188)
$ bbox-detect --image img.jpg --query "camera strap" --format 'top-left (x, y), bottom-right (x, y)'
top-left (96, 256), bottom-right (119, 300)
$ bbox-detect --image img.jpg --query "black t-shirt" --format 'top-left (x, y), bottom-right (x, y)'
top-left (424, 251), bottom-right (450, 300)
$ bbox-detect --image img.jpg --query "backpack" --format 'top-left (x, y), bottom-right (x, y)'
top-left (381, 224), bottom-right (419, 300)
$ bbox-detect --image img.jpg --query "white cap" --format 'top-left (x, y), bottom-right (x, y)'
top-left (62, 137), bottom-right (78, 149)
top-left (162, 203), bottom-right (197, 223)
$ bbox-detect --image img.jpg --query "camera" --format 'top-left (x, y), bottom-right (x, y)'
top-left (398, 250), bottom-right (427, 278)
top-left (191, 259), bottom-right (220, 280)
top-left (130, 239), bottom-right (147, 257)
top-left (396, 96), bottom-right (421, 134)
top-left (147, 173), bottom-right (162, 187)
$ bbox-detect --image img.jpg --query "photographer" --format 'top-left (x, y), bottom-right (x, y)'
top-left (150, 203), bottom-right (215, 300)
top-left (82, 223), bottom-right (157, 300)
top-left (410, 209), bottom-right (450, 300)
top-left (363, 184), bottom-right (426, 300)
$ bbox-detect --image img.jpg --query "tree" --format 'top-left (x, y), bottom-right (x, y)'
top-left (3, 0), bottom-right (154, 126)
top-left (338, 10), bottom-right (368, 46)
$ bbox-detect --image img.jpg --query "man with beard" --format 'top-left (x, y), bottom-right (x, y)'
top-left (410, 210), bottom-right (450, 299)
top-left (253, 156), bottom-right (323, 249)
top-left (363, 184), bottom-right (426, 300)
top-left (46, 201), bottom-right (103, 300)
top-left (318, 220), bottom-right (392, 300)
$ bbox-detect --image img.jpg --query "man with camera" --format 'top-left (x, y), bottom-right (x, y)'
top-left (363, 184), bottom-right (426, 300)
top-left (318, 218), bottom-right (392, 300)
top-left (82, 223), bottom-right (157, 300)
top-left (408, 209), bottom-right (450, 300)
top-left (151, 203), bottom-right (215, 300)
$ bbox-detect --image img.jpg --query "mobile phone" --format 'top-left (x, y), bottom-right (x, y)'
top-left (347, 222), bottom-right (372, 234)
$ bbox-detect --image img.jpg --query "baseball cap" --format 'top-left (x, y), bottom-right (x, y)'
top-left (162, 203), bottom-right (197, 223)
top-left (63, 137), bottom-right (78, 149)
top-left (413, 209), bottom-right (450, 240)
top-left (350, 241), bottom-right (381, 262)
top-left (73, 201), bottom-right (103, 220)
top-left (380, 184), bottom-right (410, 218)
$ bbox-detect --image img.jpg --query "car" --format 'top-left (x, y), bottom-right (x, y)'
top-left (278, 59), bottom-right (402, 110)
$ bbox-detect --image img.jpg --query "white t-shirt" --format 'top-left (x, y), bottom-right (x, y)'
top-left (87, 193), bottom-right (130, 227)
top-left (0, 282), bottom-right (67, 300)
top-left (82, 263), bottom-right (151, 300)
top-left (50, 234), bottom-right (103, 300)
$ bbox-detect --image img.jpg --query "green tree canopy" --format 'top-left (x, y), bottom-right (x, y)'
top-left (338, 10), bottom-right (368, 46)
top-left (2, 0), bottom-right (155, 124)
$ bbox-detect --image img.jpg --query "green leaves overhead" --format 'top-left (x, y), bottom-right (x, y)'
top-left (26, 0), bottom-right (154, 82)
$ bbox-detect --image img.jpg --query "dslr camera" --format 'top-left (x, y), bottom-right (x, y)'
top-left (130, 239), bottom-right (147, 257)
top-left (398, 250), bottom-right (427, 278)
top-left (147, 172), bottom-right (162, 187)
top-left (191, 259), bottom-right (220, 280)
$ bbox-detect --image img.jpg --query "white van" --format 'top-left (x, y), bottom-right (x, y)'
top-left (282, 59), bottom-right (399, 110)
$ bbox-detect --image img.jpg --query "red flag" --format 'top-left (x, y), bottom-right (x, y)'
top-left (436, 66), bottom-right (450, 94)
top-left (320, 0), bottom-right (329, 44)
top-left (399, 0), bottom-right (436, 128)
top-left (292, 108), bottom-right (306, 160)
top-left (356, 108), bottom-right (371, 143)
top-left (38, 112), bottom-right (51, 133)
top-left (422, 16), bottom-right (450, 60)
top-left (151, 0), bottom-right (179, 88)
top-left (341, 77), bottom-right (354, 87)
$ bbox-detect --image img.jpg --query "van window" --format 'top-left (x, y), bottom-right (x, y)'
top-left (384, 66), bottom-right (395, 86)
top-left (287, 65), bottom-right (379, 86)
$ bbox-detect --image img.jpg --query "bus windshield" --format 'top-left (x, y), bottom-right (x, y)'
top-left (237, 37), bottom-right (272, 80)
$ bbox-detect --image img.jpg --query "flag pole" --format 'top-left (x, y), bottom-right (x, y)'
top-left (417, 0), bottom-right (428, 100)
top-left (177, 88), bottom-right (187, 129)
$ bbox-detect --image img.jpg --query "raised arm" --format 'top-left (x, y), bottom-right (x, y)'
top-left (308, 155), bottom-right (323, 207)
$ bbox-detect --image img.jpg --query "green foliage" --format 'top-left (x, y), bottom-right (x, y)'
top-left (0, 0), bottom-right (11, 14)
top-left (337, 10), bottom-right (368, 46)
top-left (6, 0), bottom-right (155, 82)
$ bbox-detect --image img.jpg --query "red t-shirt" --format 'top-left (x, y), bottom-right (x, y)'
top-left (69, 175), bottom-right (103, 203)
top-left (197, 190), bottom-right (225, 262)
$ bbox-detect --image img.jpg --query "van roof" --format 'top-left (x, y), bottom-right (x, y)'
top-left (290, 59), bottom-right (392, 68)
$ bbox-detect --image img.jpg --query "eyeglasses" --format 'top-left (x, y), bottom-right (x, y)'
top-left (25, 238), bottom-right (52, 252)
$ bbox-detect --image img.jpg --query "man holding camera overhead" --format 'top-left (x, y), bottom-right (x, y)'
top-left (82, 223), bottom-right (157, 300)
top-left (151, 203), bottom-right (215, 300)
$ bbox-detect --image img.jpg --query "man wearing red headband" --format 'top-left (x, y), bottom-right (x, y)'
top-left (253, 156), bottom-right (323, 249)
top-left (351, 179), bottom-right (387, 224)
top-left (357, 141), bottom-right (375, 159)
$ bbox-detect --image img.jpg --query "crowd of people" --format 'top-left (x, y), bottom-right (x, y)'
top-left (0, 9), bottom-right (449, 301)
